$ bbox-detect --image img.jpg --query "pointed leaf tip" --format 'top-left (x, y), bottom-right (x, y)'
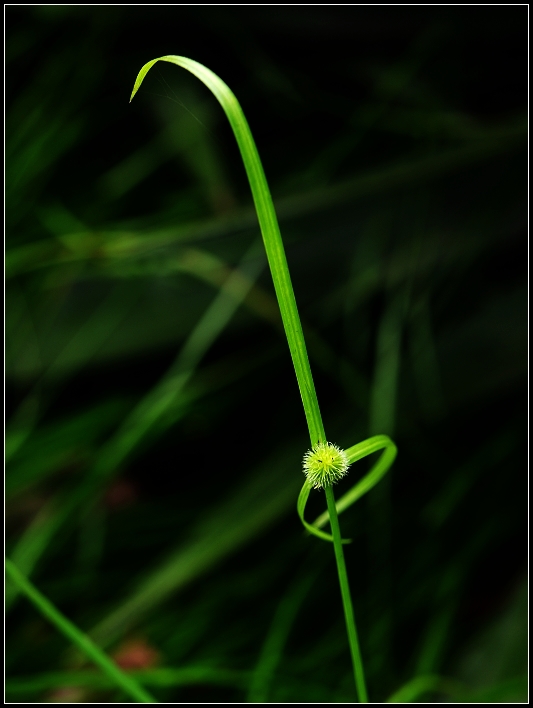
top-left (129, 57), bottom-right (162, 104)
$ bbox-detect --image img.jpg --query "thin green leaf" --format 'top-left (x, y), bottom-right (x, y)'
top-left (131, 55), bottom-right (325, 444)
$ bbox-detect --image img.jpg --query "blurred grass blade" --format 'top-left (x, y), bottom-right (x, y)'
top-left (89, 442), bottom-right (303, 647)
top-left (88, 238), bottom-right (265, 484)
top-left (4, 558), bottom-right (157, 703)
top-left (368, 289), bottom-right (408, 437)
top-left (248, 571), bottom-right (317, 702)
top-left (6, 241), bottom-right (265, 605)
top-left (5, 667), bottom-right (250, 695)
top-left (5, 499), bottom-right (64, 610)
top-left (386, 674), bottom-right (463, 702)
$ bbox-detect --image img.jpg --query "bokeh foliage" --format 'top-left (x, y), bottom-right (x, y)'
top-left (6, 6), bottom-right (527, 703)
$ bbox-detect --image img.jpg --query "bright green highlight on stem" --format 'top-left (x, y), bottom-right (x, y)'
top-left (131, 55), bottom-right (398, 703)
top-left (5, 557), bottom-right (156, 703)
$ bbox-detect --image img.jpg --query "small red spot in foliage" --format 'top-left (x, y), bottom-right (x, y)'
top-left (112, 638), bottom-right (160, 670)
top-left (104, 479), bottom-right (138, 509)
top-left (46, 686), bottom-right (87, 702)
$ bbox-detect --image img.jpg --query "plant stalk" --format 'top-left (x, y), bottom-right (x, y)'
top-left (130, 56), bottom-right (371, 701)
top-left (325, 486), bottom-right (368, 703)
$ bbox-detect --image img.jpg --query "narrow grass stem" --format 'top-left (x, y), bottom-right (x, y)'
top-left (4, 558), bottom-right (156, 704)
top-left (325, 486), bottom-right (368, 703)
top-left (129, 56), bottom-right (392, 701)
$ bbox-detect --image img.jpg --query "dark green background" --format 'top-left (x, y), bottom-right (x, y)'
top-left (6, 6), bottom-right (527, 703)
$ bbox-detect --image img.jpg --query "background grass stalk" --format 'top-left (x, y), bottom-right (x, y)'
top-left (4, 558), bottom-right (156, 704)
top-left (325, 486), bottom-right (368, 702)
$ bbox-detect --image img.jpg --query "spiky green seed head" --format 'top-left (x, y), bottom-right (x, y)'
top-left (303, 441), bottom-right (350, 490)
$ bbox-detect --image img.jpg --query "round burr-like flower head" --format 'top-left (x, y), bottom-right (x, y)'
top-left (303, 441), bottom-right (350, 490)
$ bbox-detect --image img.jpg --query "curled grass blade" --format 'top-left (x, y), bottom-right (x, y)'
top-left (298, 435), bottom-right (397, 540)
top-left (297, 480), bottom-right (351, 544)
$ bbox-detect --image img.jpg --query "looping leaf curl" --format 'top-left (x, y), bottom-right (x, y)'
top-left (298, 435), bottom-right (397, 543)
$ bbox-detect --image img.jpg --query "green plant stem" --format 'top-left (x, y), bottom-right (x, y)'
top-left (130, 56), bottom-right (372, 700)
top-left (325, 486), bottom-right (368, 703)
top-left (4, 558), bottom-right (156, 704)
